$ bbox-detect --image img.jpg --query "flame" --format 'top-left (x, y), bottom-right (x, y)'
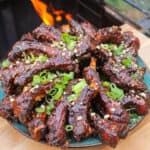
top-left (31, 0), bottom-right (72, 25)
top-left (31, 0), bottom-right (54, 25)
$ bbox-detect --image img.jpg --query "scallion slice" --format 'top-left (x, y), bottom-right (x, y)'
top-left (65, 125), bottom-right (73, 132)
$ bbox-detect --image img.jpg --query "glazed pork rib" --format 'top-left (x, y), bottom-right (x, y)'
top-left (13, 82), bottom-right (54, 124)
top-left (27, 112), bottom-right (47, 141)
top-left (32, 23), bottom-right (62, 42)
top-left (102, 58), bottom-right (146, 91)
top-left (68, 86), bottom-right (94, 141)
top-left (46, 101), bottom-right (68, 146)
top-left (90, 113), bottom-right (128, 147)
top-left (83, 58), bottom-right (129, 124)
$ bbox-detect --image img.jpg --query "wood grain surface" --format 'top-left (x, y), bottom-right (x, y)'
top-left (0, 24), bottom-right (150, 150)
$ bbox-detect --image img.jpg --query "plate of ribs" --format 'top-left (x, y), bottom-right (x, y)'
top-left (0, 19), bottom-right (150, 148)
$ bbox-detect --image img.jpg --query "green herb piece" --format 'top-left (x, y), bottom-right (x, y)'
top-left (52, 84), bottom-right (65, 100)
top-left (35, 106), bottom-right (45, 113)
top-left (113, 44), bottom-right (124, 56)
top-left (38, 55), bottom-right (48, 62)
top-left (122, 56), bottom-right (132, 67)
top-left (46, 104), bottom-right (54, 115)
top-left (55, 42), bottom-right (66, 49)
top-left (61, 33), bottom-right (80, 50)
top-left (23, 52), bottom-right (36, 62)
top-left (2, 60), bottom-right (10, 68)
top-left (72, 79), bottom-right (87, 95)
top-left (101, 44), bottom-right (124, 56)
top-left (67, 40), bottom-right (76, 50)
top-left (102, 81), bottom-right (111, 87)
top-left (65, 125), bottom-right (74, 132)
top-left (67, 94), bottom-right (78, 102)
top-left (100, 44), bottom-right (110, 50)
top-left (32, 75), bottom-right (41, 87)
top-left (106, 83), bottom-right (124, 100)
top-left (62, 72), bottom-right (74, 85)
top-left (48, 88), bottom-right (58, 96)
top-left (32, 71), bottom-right (56, 87)
top-left (132, 73), bottom-right (138, 79)
top-left (129, 113), bottom-right (141, 127)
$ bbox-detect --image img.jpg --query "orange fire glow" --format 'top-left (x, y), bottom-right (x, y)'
top-left (31, 0), bottom-right (54, 25)
top-left (31, 0), bottom-right (72, 25)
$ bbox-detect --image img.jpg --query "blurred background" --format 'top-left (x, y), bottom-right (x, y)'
top-left (0, 0), bottom-right (150, 60)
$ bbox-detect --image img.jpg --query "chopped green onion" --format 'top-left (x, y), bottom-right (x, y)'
top-left (23, 52), bottom-right (36, 62)
top-left (38, 55), bottom-right (48, 62)
top-left (101, 44), bottom-right (124, 56)
top-left (62, 72), bottom-right (74, 84)
top-left (61, 33), bottom-right (80, 50)
top-left (2, 60), bottom-right (10, 68)
top-left (106, 83), bottom-right (124, 100)
top-left (102, 81), bottom-right (111, 87)
top-left (67, 94), bottom-right (78, 102)
top-left (113, 44), bottom-right (124, 56)
top-left (67, 41), bottom-right (76, 50)
top-left (32, 75), bottom-right (41, 87)
top-left (132, 73), bottom-right (138, 79)
top-left (32, 71), bottom-right (57, 87)
top-left (72, 79), bottom-right (87, 95)
top-left (52, 88), bottom-right (63, 100)
top-left (65, 125), bottom-right (74, 132)
top-left (35, 107), bottom-right (45, 113)
top-left (46, 104), bottom-right (54, 115)
top-left (48, 88), bottom-right (58, 96)
top-left (122, 56), bottom-right (132, 67)
top-left (55, 42), bottom-right (66, 49)
top-left (100, 44), bottom-right (111, 50)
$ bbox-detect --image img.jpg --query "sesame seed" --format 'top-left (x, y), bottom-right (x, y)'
top-left (96, 45), bottom-right (100, 50)
top-left (16, 61), bottom-right (20, 64)
top-left (111, 108), bottom-right (115, 112)
top-left (77, 116), bottom-right (82, 121)
top-left (91, 112), bottom-right (96, 116)
top-left (139, 92), bottom-right (146, 98)
top-left (10, 98), bottom-right (14, 102)
top-left (71, 102), bottom-right (75, 105)
top-left (41, 105), bottom-right (45, 108)
top-left (104, 114), bottom-right (110, 119)
top-left (62, 52), bottom-right (65, 56)
top-left (74, 49), bottom-right (78, 53)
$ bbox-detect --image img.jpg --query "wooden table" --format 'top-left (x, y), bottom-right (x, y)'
top-left (0, 24), bottom-right (150, 150)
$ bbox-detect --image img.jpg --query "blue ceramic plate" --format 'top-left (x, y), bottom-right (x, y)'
top-left (0, 57), bottom-right (150, 147)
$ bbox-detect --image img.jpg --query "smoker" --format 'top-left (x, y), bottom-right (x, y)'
top-left (0, 0), bottom-right (149, 60)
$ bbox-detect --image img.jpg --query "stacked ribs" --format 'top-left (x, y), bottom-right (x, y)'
top-left (0, 19), bottom-right (149, 148)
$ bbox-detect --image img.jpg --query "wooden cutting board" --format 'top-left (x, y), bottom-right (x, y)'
top-left (0, 24), bottom-right (150, 150)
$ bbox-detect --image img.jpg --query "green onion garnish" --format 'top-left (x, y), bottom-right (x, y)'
top-left (61, 33), bottom-right (80, 50)
top-left (32, 71), bottom-right (56, 87)
top-left (101, 44), bottom-right (124, 56)
top-left (23, 52), bottom-right (48, 63)
top-left (67, 94), bottom-right (78, 102)
top-left (46, 104), bottom-right (54, 115)
top-left (102, 81), bottom-right (111, 87)
top-left (2, 60), bottom-right (10, 68)
top-left (38, 55), bottom-right (48, 62)
top-left (104, 82), bottom-right (124, 100)
top-left (65, 125), bottom-right (74, 132)
top-left (35, 107), bottom-right (45, 113)
top-left (51, 84), bottom-right (64, 100)
top-left (132, 73), bottom-right (138, 79)
top-left (72, 79), bottom-right (87, 95)
top-left (62, 72), bottom-right (74, 84)
top-left (122, 56), bottom-right (132, 67)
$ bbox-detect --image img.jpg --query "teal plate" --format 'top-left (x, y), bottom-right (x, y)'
top-left (0, 56), bottom-right (149, 147)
